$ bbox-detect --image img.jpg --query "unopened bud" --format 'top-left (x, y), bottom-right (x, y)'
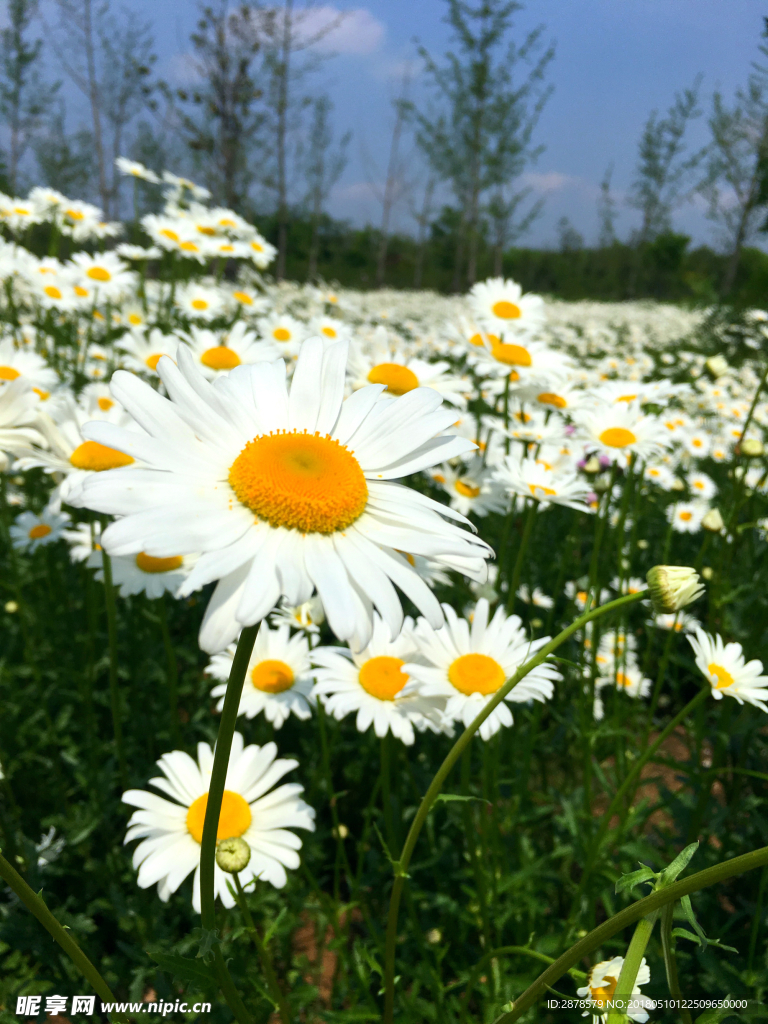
top-left (646, 565), bottom-right (704, 614)
top-left (739, 437), bottom-right (764, 457)
top-left (332, 824), bottom-right (349, 840)
top-left (670, 477), bottom-right (685, 492)
top-left (215, 836), bottom-right (251, 874)
top-left (582, 455), bottom-right (601, 474)
top-left (4, 601), bottom-right (18, 613)
top-left (701, 566), bottom-right (713, 580)
top-left (426, 928), bottom-right (442, 944)
top-left (705, 354), bottom-right (728, 378)
top-left (701, 507), bottom-right (724, 533)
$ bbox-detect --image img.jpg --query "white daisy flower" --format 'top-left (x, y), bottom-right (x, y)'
top-left (117, 329), bottom-right (180, 376)
top-left (576, 956), bottom-right (655, 1023)
top-left (115, 157), bottom-right (160, 184)
top-left (654, 610), bottom-right (700, 634)
top-left (68, 252), bottom-right (134, 299)
top-left (270, 595), bottom-right (325, 637)
top-left (468, 277), bottom-right (545, 335)
top-left (175, 283), bottom-right (226, 321)
top-left (348, 340), bottom-right (469, 408)
top-left (689, 628), bottom-right (768, 711)
top-left (666, 500), bottom-right (707, 534)
top-left (405, 599), bottom-right (560, 741)
top-left (310, 316), bottom-right (350, 344)
top-left (257, 314), bottom-right (308, 359)
top-left (62, 520), bottom-right (102, 563)
top-left (643, 463), bottom-right (675, 490)
top-left (576, 402), bottom-right (671, 466)
top-left (88, 549), bottom-right (194, 600)
top-left (430, 456), bottom-right (507, 517)
top-left (10, 506), bottom-right (70, 552)
top-left (178, 323), bottom-right (278, 379)
top-left (72, 338), bottom-right (491, 653)
top-left (517, 585), bottom-right (554, 609)
top-left (122, 732), bottom-right (315, 912)
top-left (597, 664), bottom-right (651, 700)
top-left (245, 233), bottom-right (277, 268)
top-left (311, 615), bottom-right (448, 745)
top-left (0, 378), bottom-right (44, 462)
top-left (0, 338), bottom-right (58, 394)
top-left (686, 471), bottom-right (716, 500)
top-left (207, 622), bottom-right (315, 727)
top-left (493, 452), bottom-right (594, 513)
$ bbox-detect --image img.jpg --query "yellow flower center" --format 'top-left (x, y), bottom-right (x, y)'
top-left (146, 353), bottom-right (163, 371)
top-left (201, 346), bottom-right (240, 370)
top-left (251, 659), bottom-right (295, 693)
top-left (228, 431), bottom-right (368, 534)
top-left (490, 341), bottom-right (531, 367)
top-left (468, 332), bottom-right (485, 347)
top-left (33, 388), bottom-right (49, 400)
top-left (29, 523), bottom-right (52, 540)
top-left (679, 510), bottom-right (693, 521)
top-left (251, 241), bottom-right (264, 252)
top-left (321, 325), bottom-right (337, 337)
top-left (219, 218), bottom-right (236, 228)
top-left (448, 653), bottom-right (506, 696)
top-left (367, 363), bottom-right (419, 395)
top-left (191, 298), bottom-right (208, 310)
top-left (97, 397), bottom-right (114, 411)
top-left (455, 480), bottom-right (481, 498)
top-left (66, 209), bottom-right (84, 221)
top-left (87, 267), bottom-right (111, 282)
top-left (186, 790), bottom-right (252, 845)
top-left (537, 392), bottom-right (566, 408)
top-left (160, 229), bottom-right (179, 242)
top-left (708, 662), bottom-right (734, 689)
top-left (233, 291), bottom-right (253, 305)
top-left (616, 672), bottom-right (631, 688)
top-left (0, 365), bottom-right (20, 380)
top-left (69, 441), bottom-right (135, 471)
top-left (273, 327), bottom-right (291, 342)
top-left (74, 285), bottom-right (89, 297)
top-left (577, 591), bottom-right (587, 604)
top-left (128, 313), bottom-right (143, 325)
top-left (617, 394), bottom-right (637, 403)
top-left (491, 300), bottom-right (521, 319)
top-left (181, 241), bottom-right (199, 252)
top-left (529, 483), bottom-right (557, 498)
top-left (599, 427), bottom-right (637, 448)
top-left (44, 285), bottom-right (63, 299)
top-left (358, 656), bottom-right (408, 700)
top-left (135, 552), bottom-right (184, 574)
top-left (197, 226), bottom-right (216, 236)
top-left (14, 206), bottom-right (30, 215)
top-left (590, 975), bottom-right (619, 1009)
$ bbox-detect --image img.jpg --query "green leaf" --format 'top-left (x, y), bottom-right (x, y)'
top-left (680, 894), bottom-right (708, 946)
top-left (660, 842), bottom-right (700, 884)
top-left (671, 927), bottom-right (702, 943)
top-left (615, 865), bottom-right (656, 894)
top-left (263, 906), bottom-right (287, 947)
top-left (695, 998), bottom-right (740, 1023)
top-left (434, 793), bottom-right (492, 806)
top-left (196, 926), bottom-right (220, 961)
top-left (146, 949), bottom-right (216, 987)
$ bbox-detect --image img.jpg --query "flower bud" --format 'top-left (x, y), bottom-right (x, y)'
top-left (4, 601), bottom-right (18, 613)
top-left (646, 565), bottom-right (704, 614)
top-left (332, 824), bottom-right (349, 840)
top-left (426, 928), bottom-right (442, 945)
top-left (739, 437), bottom-right (764, 457)
top-left (215, 836), bottom-right (251, 874)
top-left (705, 354), bottom-right (728, 378)
top-left (701, 507), bottom-right (724, 533)
top-left (701, 566), bottom-right (713, 580)
top-left (582, 455), bottom-right (601, 474)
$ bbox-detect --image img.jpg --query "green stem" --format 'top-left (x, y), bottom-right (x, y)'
top-left (381, 590), bottom-right (646, 1024)
top-left (158, 594), bottom-right (181, 745)
top-left (0, 850), bottom-right (125, 1021)
top-left (506, 500), bottom-right (536, 612)
top-left (606, 909), bottom-right (658, 1022)
top-left (494, 843), bottom-right (768, 1023)
top-left (232, 874), bottom-right (290, 1024)
top-left (459, 945), bottom-right (586, 1019)
top-left (199, 624), bottom-right (258, 1024)
top-left (381, 733), bottom-right (395, 854)
top-left (316, 700), bottom-right (353, 900)
top-left (660, 902), bottom-right (693, 1024)
top-left (571, 688), bottom-right (709, 918)
top-left (642, 623), bottom-right (678, 748)
top-left (101, 550), bottom-right (127, 787)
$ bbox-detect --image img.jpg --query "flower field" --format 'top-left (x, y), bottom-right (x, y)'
top-left (2, 167), bottom-right (768, 1024)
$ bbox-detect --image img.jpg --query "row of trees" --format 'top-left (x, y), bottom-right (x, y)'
top-left (1, 0), bottom-right (768, 300)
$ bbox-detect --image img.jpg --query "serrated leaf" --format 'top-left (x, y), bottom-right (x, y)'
top-left (660, 841), bottom-right (700, 884)
top-left (615, 865), bottom-right (656, 894)
top-left (147, 949), bottom-right (216, 987)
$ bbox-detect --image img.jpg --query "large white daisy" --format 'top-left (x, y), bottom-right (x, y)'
top-left (122, 732), bottom-right (315, 912)
top-left (72, 339), bottom-right (492, 653)
top-left (88, 549), bottom-right (194, 600)
top-left (468, 277), bottom-right (545, 335)
top-left (405, 599), bottom-right (560, 741)
top-left (688, 629), bottom-right (768, 711)
top-left (207, 622), bottom-right (315, 727)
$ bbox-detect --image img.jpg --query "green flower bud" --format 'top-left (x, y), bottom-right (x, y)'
top-left (215, 836), bottom-right (251, 874)
top-left (646, 565), bottom-right (704, 614)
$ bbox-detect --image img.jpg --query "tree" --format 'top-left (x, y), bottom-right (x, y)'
top-left (413, 0), bottom-right (554, 290)
top-left (34, 101), bottom-right (94, 195)
top-left (0, 0), bottom-right (60, 192)
top-left (628, 77), bottom-right (704, 244)
top-left (557, 214), bottom-right (583, 252)
top-left (702, 20), bottom-right (768, 295)
top-left (50, 0), bottom-right (156, 216)
top-left (597, 162), bottom-right (617, 247)
top-left (301, 95), bottom-right (350, 280)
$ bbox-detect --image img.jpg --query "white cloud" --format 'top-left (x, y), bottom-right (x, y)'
top-left (522, 171), bottom-right (575, 194)
top-left (294, 7), bottom-right (385, 56)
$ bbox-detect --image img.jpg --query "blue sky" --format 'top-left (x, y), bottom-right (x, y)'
top-left (51, 1), bottom-right (768, 248)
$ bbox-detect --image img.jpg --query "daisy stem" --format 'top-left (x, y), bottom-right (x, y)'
top-left (316, 700), bottom-right (353, 901)
top-left (381, 734), bottom-right (396, 854)
top-left (641, 623), bottom-right (678, 749)
top-left (605, 908), bottom-right (659, 1023)
top-left (494, 842), bottom-right (768, 1023)
top-left (100, 550), bottom-right (127, 788)
top-left (660, 902), bottom-right (693, 1024)
top-left (571, 688), bottom-right (709, 922)
top-left (232, 874), bottom-right (290, 1024)
top-left (381, 589), bottom-right (646, 1024)
top-left (506, 500), bottom-right (536, 612)
top-left (199, 622), bottom-right (258, 1024)
top-left (158, 594), bottom-right (181, 745)
top-left (0, 849), bottom-right (125, 1021)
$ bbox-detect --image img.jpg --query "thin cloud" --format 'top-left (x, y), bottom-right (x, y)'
top-left (294, 7), bottom-right (386, 56)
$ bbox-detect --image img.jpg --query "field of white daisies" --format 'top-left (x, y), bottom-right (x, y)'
top-left (2, 161), bottom-right (768, 1024)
